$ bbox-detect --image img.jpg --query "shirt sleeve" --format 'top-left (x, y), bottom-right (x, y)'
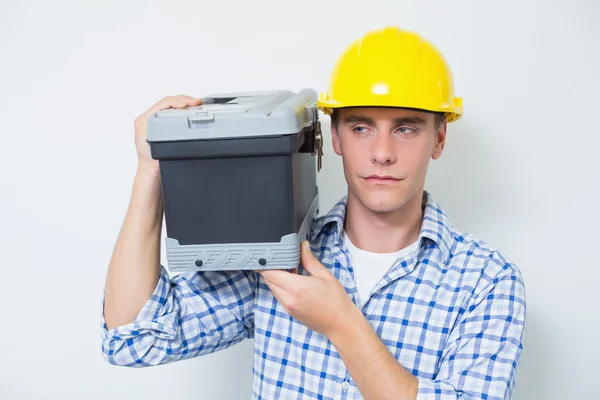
top-left (100, 264), bottom-right (257, 367)
top-left (416, 252), bottom-right (527, 400)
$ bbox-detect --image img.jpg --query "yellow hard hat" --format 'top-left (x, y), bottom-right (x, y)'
top-left (317, 26), bottom-right (463, 122)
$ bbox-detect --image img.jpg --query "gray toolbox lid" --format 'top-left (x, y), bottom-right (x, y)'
top-left (147, 88), bottom-right (319, 142)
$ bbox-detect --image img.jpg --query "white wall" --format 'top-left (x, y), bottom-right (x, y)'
top-left (1, 0), bottom-right (598, 399)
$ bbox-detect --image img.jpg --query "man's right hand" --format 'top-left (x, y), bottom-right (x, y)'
top-left (134, 95), bottom-right (202, 169)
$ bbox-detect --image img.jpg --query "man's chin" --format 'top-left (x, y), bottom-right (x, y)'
top-left (356, 192), bottom-right (409, 214)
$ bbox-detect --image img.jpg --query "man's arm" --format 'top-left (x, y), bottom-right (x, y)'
top-left (101, 263), bottom-right (257, 367)
top-left (103, 164), bottom-right (163, 330)
top-left (330, 308), bottom-right (418, 399)
top-left (101, 96), bottom-right (256, 367)
top-left (104, 95), bottom-right (199, 330)
top-left (260, 244), bottom-right (526, 400)
top-left (330, 256), bottom-right (526, 400)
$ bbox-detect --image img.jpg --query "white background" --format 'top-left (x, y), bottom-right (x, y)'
top-left (1, 0), bottom-right (599, 399)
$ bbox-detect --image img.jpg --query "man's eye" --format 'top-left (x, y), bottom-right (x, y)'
top-left (398, 127), bottom-right (416, 135)
top-left (352, 126), bottom-right (370, 134)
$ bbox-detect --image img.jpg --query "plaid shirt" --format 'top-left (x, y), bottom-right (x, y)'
top-left (101, 191), bottom-right (526, 399)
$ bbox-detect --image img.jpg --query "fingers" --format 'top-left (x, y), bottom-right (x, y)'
top-left (149, 95), bottom-right (201, 114)
top-left (261, 271), bottom-right (287, 291)
top-left (261, 271), bottom-right (292, 299)
top-left (300, 241), bottom-right (321, 276)
top-left (259, 269), bottom-right (305, 288)
top-left (171, 95), bottom-right (202, 107)
top-left (263, 278), bottom-right (293, 313)
top-left (137, 95), bottom-right (202, 124)
top-left (168, 94), bottom-right (202, 107)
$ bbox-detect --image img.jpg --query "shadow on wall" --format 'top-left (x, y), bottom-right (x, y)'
top-left (425, 115), bottom-right (537, 251)
top-left (426, 116), bottom-right (512, 232)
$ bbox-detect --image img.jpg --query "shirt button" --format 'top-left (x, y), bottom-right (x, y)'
top-left (341, 380), bottom-right (350, 391)
top-left (140, 321), bottom-right (149, 328)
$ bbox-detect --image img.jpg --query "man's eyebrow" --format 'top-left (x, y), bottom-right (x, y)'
top-left (342, 116), bottom-right (376, 125)
top-left (393, 116), bottom-right (428, 125)
top-left (341, 115), bottom-right (428, 125)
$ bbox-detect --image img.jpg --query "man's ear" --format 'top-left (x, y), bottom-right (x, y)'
top-left (331, 122), bottom-right (342, 156)
top-left (431, 119), bottom-right (447, 160)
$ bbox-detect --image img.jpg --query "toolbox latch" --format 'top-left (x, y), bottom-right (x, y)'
top-left (308, 105), bottom-right (324, 172)
top-left (312, 120), bottom-right (323, 172)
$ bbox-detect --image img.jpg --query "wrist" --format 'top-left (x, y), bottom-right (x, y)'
top-left (328, 303), bottom-right (367, 345)
top-left (137, 160), bottom-right (160, 175)
top-left (132, 162), bottom-right (164, 215)
top-left (135, 162), bottom-right (161, 188)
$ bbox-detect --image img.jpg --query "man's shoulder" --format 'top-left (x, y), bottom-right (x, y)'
top-left (308, 197), bottom-right (348, 245)
top-left (447, 227), bottom-right (525, 294)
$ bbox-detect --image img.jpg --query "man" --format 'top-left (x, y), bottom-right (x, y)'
top-left (102, 26), bottom-right (526, 399)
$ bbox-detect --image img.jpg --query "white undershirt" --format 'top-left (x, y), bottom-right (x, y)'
top-left (342, 230), bottom-right (419, 306)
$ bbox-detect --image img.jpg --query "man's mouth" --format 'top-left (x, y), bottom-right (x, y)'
top-left (363, 175), bottom-right (402, 183)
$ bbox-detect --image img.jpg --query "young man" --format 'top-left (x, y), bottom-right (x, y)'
top-left (102, 27), bottom-right (526, 399)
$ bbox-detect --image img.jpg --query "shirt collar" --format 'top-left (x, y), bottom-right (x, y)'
top-left (311, 191), bottom-right (452, 264)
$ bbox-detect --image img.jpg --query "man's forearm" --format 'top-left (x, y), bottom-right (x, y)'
top-left (103, 164), bottom-right (164, 330)
top-left (329, 308), bottom-right (418, 400)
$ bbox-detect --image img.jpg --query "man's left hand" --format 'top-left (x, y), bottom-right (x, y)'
top-left (258, 241), bottom-right (359, 338)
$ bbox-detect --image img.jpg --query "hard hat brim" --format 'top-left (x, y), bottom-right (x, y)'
top-left (317, 95), bottom-right (463, 123)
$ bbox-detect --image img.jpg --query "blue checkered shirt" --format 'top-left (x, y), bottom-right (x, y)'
top-left (101, 191), bottom-right (526, 399)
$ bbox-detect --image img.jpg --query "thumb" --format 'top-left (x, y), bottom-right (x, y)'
top-left (300, 241), bottom-right (324, 276)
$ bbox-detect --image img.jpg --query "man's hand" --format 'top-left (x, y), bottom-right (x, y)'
top-left (134, 95), bottom-right (202, 170)
top-left (260, 241), bottom-right (419, 399)
top-left (258, 241), bottom-right (360, 338)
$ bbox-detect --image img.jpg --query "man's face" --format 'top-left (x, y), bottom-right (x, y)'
top-left (331, 107), bottom-right (447, 214)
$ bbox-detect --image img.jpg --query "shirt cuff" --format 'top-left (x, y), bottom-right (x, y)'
top-left (100, 265), bottom-right (178, 341)
top-left (416, 377), bottom-right (472, 400)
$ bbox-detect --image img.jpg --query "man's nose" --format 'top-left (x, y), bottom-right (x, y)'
top-left (371, 133), bottom-right (397, 165)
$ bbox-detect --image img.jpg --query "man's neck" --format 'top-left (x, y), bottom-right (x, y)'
top-left (343, 190), bottom-right (424, 253)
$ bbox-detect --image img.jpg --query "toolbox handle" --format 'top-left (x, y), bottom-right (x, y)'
top-left (188, 111), bottom-right (215, 123)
